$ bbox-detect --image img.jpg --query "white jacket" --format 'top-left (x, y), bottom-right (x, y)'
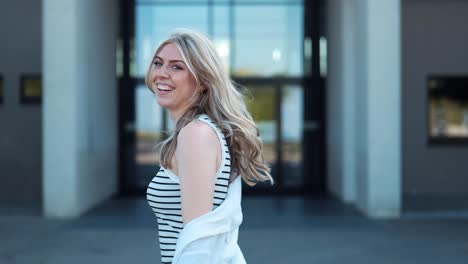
top-left (172, 176), bottom-right (246, 264)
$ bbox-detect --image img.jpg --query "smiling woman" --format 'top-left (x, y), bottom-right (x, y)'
top-left (149, 43), bottom-right (199, 116)
top-left (144, 29), bottom-right (274, 263)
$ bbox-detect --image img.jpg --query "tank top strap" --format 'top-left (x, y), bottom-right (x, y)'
top-left (197, 114), bottom-right (225, 144)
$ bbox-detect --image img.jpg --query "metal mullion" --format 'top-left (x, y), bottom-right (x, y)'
top-left (275, 83), bottom-right (283, 190)
top-left (229, 0), bottom-right (235, 76)
top-left (162, 109), bottom-right (168, 138)
top-left (137, 1), bottom-right (211, 6)
top-left (227, 1), bottom-right (303, 6)
top-left (135, 78), bottom-right (304, 87)
top-left (119, 0), bottom-right (136, 195)
top-left (137, 0), bottom-right (303, 6)
top-left (311, 0), bottom-right (320, 77)
top-left (208, 0), bottom-right (214, 36)
top-left (232, 77), bottom-right (303, 86)
top-left (122, 0), bottom-right (134, 79)
top-left (135, 77), bottom-right (303, 87)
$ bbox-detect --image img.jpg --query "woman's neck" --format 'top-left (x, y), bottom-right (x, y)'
top-left (169, 110), bottom-right (182, 125)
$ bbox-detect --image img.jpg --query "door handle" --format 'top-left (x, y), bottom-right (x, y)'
top-left (304, 120), bottom-right (320, 132)
top-left (124, 121), bottom-right (135, 133)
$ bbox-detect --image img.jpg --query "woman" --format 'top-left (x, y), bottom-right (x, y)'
top-left (145, 29), bottom-right (273, 264)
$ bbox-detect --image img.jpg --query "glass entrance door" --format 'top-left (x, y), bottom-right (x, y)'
top-left (119, 0), bottom-right (326, 195)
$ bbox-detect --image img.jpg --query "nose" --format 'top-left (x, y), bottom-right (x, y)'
top-left (153, 64), bottom-right (169, 80)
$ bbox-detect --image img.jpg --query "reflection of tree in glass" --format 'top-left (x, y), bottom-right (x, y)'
top-left (235, 68), bottom-right (288, 77)
top-left (282, 142), bottom-right (301, 163)
top-left (243, 87), bottom-right (277, 164)
top-left (261, 143), bottom-right (276, 165)
top-left (234, 68), bottom-right (256, 77)
top-left (441, 98), bottom-right (464, 124)
top-left (245, 87), bottom-right (275, 122)
top-left (136, 132), bottom-right (162, 165)
top-left (430, 97), bottom-right (468, 137)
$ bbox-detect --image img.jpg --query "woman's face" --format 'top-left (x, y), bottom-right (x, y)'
top-left (150, 42), bottom-right (198, 114)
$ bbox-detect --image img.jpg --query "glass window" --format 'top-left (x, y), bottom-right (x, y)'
top-left (281, 85), bottom-right (303, 187)
top-left (319, 37), bottom-right (327, 77)
top-left (135, 2), bottom-right (303, 77)
top-left (319, 0), bottom-right (328, 77)
top-left (428, 77), bottom-right (468, 140)
top-left (135, 5), bottom-right (209, 77)
top-left (244, 85), bottom-right (278, 178)
top-left (132, 0), bottom-right (308, 190)
top-left (135, 85), bottom-right (163, 166)
top-left (137, 0), bottom-right (210, 4)
top-left (233, 5), bottom-right (303, 77)
top-left (213, 5), bottom-right (231, 73)
top-left (235, 0), bottom-right (302, 4)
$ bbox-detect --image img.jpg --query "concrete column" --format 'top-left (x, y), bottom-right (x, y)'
top-left (327, 0), bottom-right (401, 218)
top-left (327, 0), bottom-right (358, 204)
top-left (42, 0), bottom-right (118, 218)
top-left (354, 0), bottom-right (401, 218)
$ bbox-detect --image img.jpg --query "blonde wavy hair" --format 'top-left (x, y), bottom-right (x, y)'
top-left (145, 29), bottom-right (273, 186)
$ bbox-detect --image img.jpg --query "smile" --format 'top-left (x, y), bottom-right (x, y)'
top-left (157, 83), bottom-right (175, 92)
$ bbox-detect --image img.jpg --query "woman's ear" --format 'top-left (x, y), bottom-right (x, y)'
top-left (199, 85), bottom-right (206, 94)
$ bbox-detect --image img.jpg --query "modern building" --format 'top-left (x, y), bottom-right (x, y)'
top-left (0, 0), bottom-right (467, 219)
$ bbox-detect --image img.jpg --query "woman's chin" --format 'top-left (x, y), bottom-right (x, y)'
top-left (156, 98), bottom-right (171, 108)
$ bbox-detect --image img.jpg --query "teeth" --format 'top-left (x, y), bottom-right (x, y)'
top-left (157, 83), bottom-right (174, 91)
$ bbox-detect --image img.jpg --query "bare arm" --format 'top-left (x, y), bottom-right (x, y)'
top-left (176, 120), bottom-right (220, 225)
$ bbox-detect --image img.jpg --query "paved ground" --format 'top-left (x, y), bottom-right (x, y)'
top-left (1, 197), bottom-right (468, 264)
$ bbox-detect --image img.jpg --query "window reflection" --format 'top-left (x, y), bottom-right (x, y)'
top-left (428, 77), bottom-right (468, 139)
top-left (135, 2), bottom-right (303, 78)
top-left (244, 86), bottom-right (277, 168)
top-left (135, 86), bottom-right (163, 165)
top-left (281, 85), bottom-right (303, 187)
top-left (319, 37), bottom-right (327, 77)
top-left (234, 5), bottom-right (303, 76)
top-left (213, 5), bottom-right (231, 73)
top-left (133, 0), bottom-right (307, 189)
top-left (430, 98), bottom-right (468, 138)
top-left (135, 5), bottom-right (209, 77)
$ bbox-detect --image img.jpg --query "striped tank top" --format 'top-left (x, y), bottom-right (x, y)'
top-left (146, 114), bottom-right (232, 264)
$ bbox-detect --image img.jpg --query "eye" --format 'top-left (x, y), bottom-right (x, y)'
top-left (152, 60), bottom-right (162, 67)
top-left (172, 64), bottom-right (183, 70)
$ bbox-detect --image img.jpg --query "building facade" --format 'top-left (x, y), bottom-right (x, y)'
top-left (0, 0), bottom-right (467, 218)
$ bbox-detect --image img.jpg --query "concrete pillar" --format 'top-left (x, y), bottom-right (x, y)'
top-left (327, 0), bottom-right (358, 204)
top-left (354, 0), bottom-right (401, 218)
top-left (327, 0), bottom-right (401, 218)
top-left (42, 0), bottom-right (118, 218)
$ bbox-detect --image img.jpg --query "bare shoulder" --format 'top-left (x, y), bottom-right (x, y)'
top-left (177, 119), bottom-right (218, 147)
top-left (175, 119), bottom-right (220, 179)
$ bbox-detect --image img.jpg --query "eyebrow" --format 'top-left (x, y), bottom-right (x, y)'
top-left (154, 56), bottom-right (186, 65)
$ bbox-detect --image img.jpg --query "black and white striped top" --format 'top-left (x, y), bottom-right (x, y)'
top-left (146, 114), bottom-right (232, 264)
